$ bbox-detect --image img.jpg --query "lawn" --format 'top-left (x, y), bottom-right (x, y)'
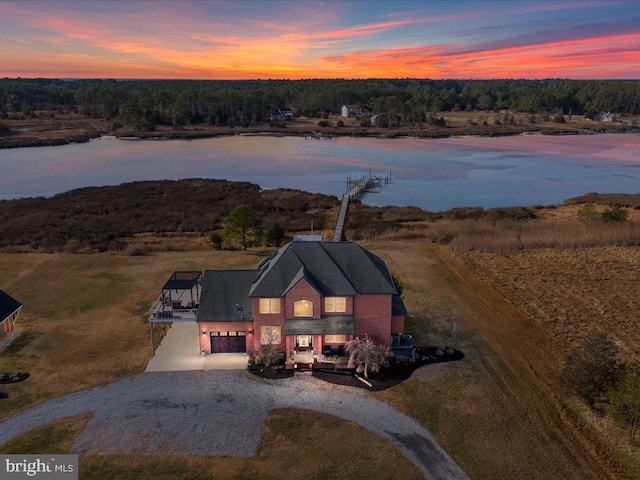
top-left (0, 409), bottom-right (422, 480)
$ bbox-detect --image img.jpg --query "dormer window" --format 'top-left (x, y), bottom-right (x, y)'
top-left (293, 299), bottom-right (313, 317)
top-left (325, 297), bottom-right (346, 313)
top-left (259, 298), bottom-right (281, 314)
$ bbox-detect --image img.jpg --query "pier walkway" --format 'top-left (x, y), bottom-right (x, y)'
top-left (333, 173), bottom-right (390, 242)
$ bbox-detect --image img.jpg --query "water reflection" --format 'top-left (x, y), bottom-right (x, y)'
top-left (0, 134), bottom-right (638, 211)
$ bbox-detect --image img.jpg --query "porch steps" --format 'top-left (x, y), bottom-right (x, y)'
top-left (294, 364), bottom-right (313, 376)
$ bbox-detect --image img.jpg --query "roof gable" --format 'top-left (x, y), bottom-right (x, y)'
top-left (249, 241), bottom-right (396, 297)
top-left (0, 290), bottom-right (22, 321)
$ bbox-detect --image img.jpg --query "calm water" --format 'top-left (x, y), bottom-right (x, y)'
top-left (1, 133), bottom-right (638, 211)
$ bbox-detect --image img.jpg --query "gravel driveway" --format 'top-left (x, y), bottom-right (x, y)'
top-left (0, 371), bottom-right (468, 480)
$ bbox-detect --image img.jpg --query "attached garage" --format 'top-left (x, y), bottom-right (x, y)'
top-left (210, 331), bottom-right (246, 353)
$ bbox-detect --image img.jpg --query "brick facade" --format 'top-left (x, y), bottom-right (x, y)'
top-left (353, 294), bottom-right (392, 347)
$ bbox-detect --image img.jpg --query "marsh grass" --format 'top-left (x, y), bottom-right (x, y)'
top-left (427, 217), bottom-right (640, 252)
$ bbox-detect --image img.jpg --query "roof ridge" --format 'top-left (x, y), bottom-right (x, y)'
top-left (357, 244), bottom-right (397, 293)
top-left (319, 242), bottom-right (359, 294)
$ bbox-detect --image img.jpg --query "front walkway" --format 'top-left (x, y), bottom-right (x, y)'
top-left (145, 322), bottom-right (247, 372)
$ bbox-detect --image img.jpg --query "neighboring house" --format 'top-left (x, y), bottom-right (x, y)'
top-left (0, 290), bottom-right (22, 340)
top-left (269, 108), bottom-right (294, 121)
top-left (197, 237), bottom-right (406, 367)
top-left (341, 104), bottom-right (362, 118)
top-left (150, 238), bottom-right (407, 367)
top-left (599, 111), bottom-right (618, 123)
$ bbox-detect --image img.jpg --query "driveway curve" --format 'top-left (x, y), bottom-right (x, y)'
top-left (0, 371), bottom-right (468, 480)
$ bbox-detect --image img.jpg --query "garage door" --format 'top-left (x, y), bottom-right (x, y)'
top-left (210, 331), bottom-right (246, 353)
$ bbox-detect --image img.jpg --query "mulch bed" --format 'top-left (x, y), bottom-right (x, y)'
top-left (247, 347), bottom-right (463, 391)
top-left (0, 372), bottom-right (30, 384)
top-left (248, 364), bottom-right (295, 380)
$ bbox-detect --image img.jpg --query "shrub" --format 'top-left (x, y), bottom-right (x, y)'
top-left (266, 223), bottom-right (286, 247)
top-left (602, 205), bottom-right (629, 222)
top-left (256, 344), bottom-right (284, 367)
top-left (564, 332), bottom-right (622, 409)
top-left (210, 233), bottom-right (223, 250)
top-left (577, 202), bottom-right (598, 222)
top-left (126, 243), bottom-right (147, 256)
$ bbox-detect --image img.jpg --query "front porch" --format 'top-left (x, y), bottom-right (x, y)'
top-left (289, 350), bottom-right (349, 366)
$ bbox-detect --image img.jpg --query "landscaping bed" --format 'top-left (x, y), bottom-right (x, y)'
top-left (313, 346), bottom-right (464, 391)
top-left (247, 364), bottom-right (295, 380)
top-left (247, 347), bottom-right (463, 390)
top-left (0, 373), bottom-right (30, 384)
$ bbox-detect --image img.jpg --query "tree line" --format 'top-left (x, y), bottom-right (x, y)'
top-left (1, 78), bottom-right (639, 130)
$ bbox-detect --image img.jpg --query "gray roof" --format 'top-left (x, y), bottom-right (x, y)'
top-left (392, 294), bottom-right (408, 316)
top-left (285, 316), bottom-right (354, 335)
top-left (0, 290), bottom-right (21, 321)
top-left (197, 270), bottom-right (258, 322)
top-left (249, 241), bottom-right (397, 298)
top-left (163, 271), bottom-right (201, 291)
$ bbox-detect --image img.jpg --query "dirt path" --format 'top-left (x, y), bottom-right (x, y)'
top-left (370, 239), bottom-right (626, 479)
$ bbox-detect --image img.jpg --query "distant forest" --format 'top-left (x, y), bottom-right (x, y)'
top-left (1, 78), bottom-right (639, 130)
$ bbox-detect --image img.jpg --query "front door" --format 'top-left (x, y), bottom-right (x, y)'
top-left (296, 335), bottom-right (312, 349)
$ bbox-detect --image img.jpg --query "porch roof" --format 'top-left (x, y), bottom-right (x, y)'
top-left (285, 315), bottom-right (354, 335)
top-left (163, 271), bottom-right (202, 291)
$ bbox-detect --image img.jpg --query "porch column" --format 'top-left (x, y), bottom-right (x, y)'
top-left (286, 335), bottom-right (294, 364)
top-left (313, 335), bottom-right (322, 357)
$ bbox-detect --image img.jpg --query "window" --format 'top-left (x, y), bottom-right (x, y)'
top-left (259, 298), bottom-right (281, 314)
top-left (325, 297), bottom-right (346, 313)
top-left (293, 299), bottom-right (313, 317)
top-left (325, 335), bottom-right (346, 344)
top-left (261, 326), bottom-right (282, 345)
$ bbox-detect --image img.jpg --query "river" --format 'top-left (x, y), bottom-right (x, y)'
top-left (1, 133), bottom-right (638, 211)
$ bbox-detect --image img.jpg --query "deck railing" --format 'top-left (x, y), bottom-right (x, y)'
top-left (148, 295), bottom-right (198, 320)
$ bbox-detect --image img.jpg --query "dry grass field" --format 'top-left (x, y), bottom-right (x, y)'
top-left (367, 239), bottom-right (638, 479)
top-left (2, 205), bottom-right (639, 478)
top-left (0, 249), bottom-right (258, 419)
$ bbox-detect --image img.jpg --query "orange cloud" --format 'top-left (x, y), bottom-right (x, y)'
top-left (0, 1), bottom-right (638, 79)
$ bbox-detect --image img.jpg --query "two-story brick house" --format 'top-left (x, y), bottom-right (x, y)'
top-left (196, 238), bottom-right (406, 367)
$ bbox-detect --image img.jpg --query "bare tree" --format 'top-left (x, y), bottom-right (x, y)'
top-left (344, 335), bottom-right (389, 379)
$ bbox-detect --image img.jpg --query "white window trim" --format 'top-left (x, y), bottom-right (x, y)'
top-left (325, 297), bottom-right (347, 313)
top-left (259, 298), bottom-right (281, 314)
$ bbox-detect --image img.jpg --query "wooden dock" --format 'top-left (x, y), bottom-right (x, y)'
top-left (333, 171), bottom-right (391, 242)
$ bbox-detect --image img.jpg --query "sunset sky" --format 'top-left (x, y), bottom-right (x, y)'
top-left (1, 0), bottom-right (639, 80)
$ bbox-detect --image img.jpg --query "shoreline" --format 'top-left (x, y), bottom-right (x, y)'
top-left (1, 121), bottom-right (637, 150)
